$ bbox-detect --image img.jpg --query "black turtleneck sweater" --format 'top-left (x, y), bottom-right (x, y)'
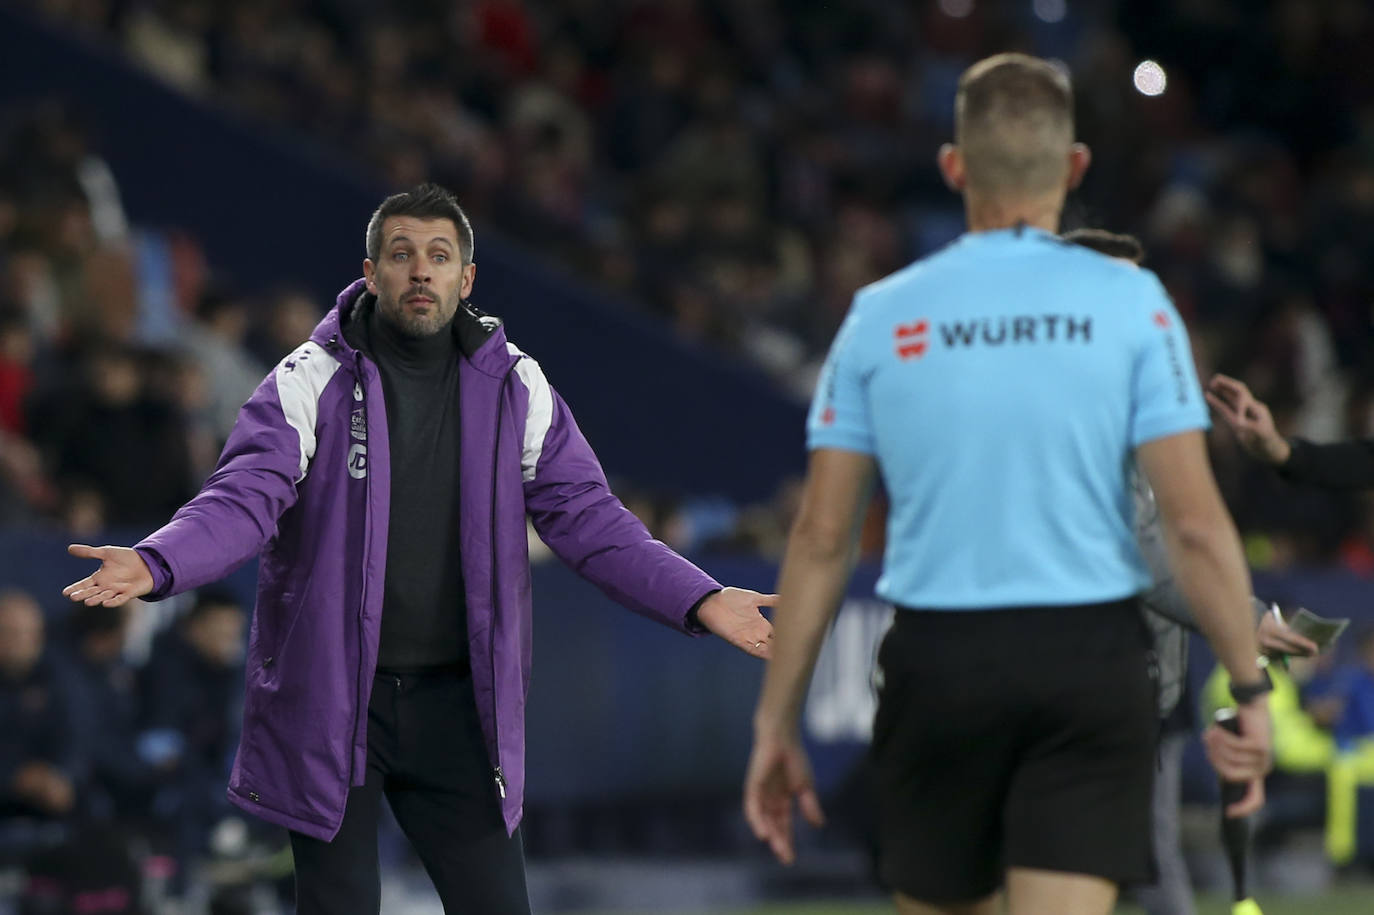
top-left (365, 308), bottom-right (467, 670)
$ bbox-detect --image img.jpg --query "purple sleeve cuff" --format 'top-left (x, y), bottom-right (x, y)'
top-left (133, 546), bottom-right (173, 600)
top-left (684, 587), bottom-right (722, 635)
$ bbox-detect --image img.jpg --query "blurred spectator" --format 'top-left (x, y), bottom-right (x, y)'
top-left (1298, 629), bottom-right (1374, 865)
top-left (0, 306), bottom-right (54, 521)
top-left (19, 825), bottom-right (144, 915)
top-left (178, 292), bottom-right (265, 442)
top-left (245, 289), bottom-right (323, 368)
top-left (0, 308), bottom-right (34, 435)
top-left (31, 346), bottom-right (194, 528)
top-left (122, 0), bottom-right (213, 95)
top-left (138, 590), bottom-right (245, 888)
top-left (62, 602), bottom-right (162, 824)
top-left (0, 99), bottom-right (126, 247)
top-left (1317, 628), bottom-right (1374, 752)
top-left (0, 589), bottom-right (80, 833)
top-left (0, 429), bottom-right (55, 526)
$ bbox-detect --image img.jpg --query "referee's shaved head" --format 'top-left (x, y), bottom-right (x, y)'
top-left (955, 54), bottom-right (1075, 196)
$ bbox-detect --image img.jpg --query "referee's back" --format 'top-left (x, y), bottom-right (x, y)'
top-left (747, 53), bottom-right (1271, 910)
top-left (808, 225), bottom-right (1208, 611)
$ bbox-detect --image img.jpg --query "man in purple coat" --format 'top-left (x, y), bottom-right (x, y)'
top-left (62, 184), bottom-right (776, 914)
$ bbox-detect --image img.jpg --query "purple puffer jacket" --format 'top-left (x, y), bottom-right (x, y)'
top-left (134, 278), bottom-right (721, 840)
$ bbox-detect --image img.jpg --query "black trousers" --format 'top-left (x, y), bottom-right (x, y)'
top-left (289, 666), bottom-right (531, 914)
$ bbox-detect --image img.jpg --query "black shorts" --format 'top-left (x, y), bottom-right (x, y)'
top-left (871, 598), bottom-right (1156, 903)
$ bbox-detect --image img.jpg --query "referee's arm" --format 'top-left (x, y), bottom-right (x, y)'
top-left (1138, 428), bottom-right (1273, 806)
top-left (745, 447), bottom-right (877, 863)
top-left (1137, 430), bottom-right (1260, 682)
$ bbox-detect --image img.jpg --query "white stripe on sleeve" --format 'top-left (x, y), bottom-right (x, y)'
top-left (508, 343), bottom-right (554, 482)
top-left (274, 342), bottom-right (342, 482)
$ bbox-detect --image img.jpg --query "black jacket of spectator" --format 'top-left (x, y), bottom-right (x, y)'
top-left (63, 644), bottom-right (161, 818)
top-left (0, 652), bottom-right (82, 817)
top-left (1281, 438), bottom-right (1374, 490)
top-left (140, 628), bottom-right (241, 785)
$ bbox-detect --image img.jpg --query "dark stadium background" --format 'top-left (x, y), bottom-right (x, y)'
top-left (3, 0), bottom-right (1374, 911)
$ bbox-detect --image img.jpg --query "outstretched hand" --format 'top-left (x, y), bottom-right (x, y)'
top-left (695, 587), bottom-right (777, 658)
top-left (1206, 374), bottom-right (1290, 465)
top-left (62, 544), bottom-right (154, 607)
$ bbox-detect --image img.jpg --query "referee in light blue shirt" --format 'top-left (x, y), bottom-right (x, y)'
top-left (745, 53), bottom-right (1274, 915)
top-left (817, 231), bottom-right (1199, 611)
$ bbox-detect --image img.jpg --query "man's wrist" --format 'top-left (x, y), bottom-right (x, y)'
top-left (753, 711), bottom-right (799, 738)
top-left (1229, 666), bottom-right (1274, 705)
top-left (685, 589), bottom-right (720, 633)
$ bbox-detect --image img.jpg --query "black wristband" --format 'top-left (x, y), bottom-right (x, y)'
top-left (1229, 667), bottom-right (1273, 705)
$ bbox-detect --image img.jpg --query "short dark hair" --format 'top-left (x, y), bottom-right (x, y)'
top-left (187, 588), bottom-right (243, 623)
top-left (69, 603), bottom-right (124, 640)
top-left (956, 53), bottom-right (1075, 194)
top-left (1062, 228), bottom-right (1145, 264)
top-left (365, 183), bottom-right (474, 265)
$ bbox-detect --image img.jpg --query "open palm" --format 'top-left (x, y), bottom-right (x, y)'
top-left (62, 544), bottom-right (154, 607)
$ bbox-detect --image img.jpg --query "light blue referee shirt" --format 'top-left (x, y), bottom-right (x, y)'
top-left (808, 226), bottom-right (1209, 610)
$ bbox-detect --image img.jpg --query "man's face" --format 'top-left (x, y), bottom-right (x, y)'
top-left (0, 595), bottom-right (43, 681)
top-left (363, 217), bottom-right (475, 337)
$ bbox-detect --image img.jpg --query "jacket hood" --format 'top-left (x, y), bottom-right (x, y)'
top-left (312, 278), bottom-right (518, 376)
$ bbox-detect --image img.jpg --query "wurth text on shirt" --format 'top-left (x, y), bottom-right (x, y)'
top-left (894, 314), bottom-right (1093, 361)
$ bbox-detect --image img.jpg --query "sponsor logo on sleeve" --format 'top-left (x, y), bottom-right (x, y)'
top-left (1154, 310), bottom-right (1189, 404)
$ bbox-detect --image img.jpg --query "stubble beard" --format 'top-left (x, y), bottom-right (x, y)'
top-left (378, 289), bottom-right (460, 338)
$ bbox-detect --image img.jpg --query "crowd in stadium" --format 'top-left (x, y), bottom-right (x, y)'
top-left (1, 585), bottom-right (263, 905)
top-left (4, 0), bottom-right (1374, 909)
top-left (1, 0), bottom-right (1372, 566)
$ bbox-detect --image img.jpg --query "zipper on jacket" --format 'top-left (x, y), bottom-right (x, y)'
top-left (489, 361), bottom-right (519, 802)
top-left (347, 352), bottom-right (372, 794)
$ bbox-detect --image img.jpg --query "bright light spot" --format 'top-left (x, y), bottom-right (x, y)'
top-left (1033, 0), bottom-right (1067, 23)
top-left (1133, 60), bottom-right (1167, 96)
top-left (939, 0), bottom-right (975, 18)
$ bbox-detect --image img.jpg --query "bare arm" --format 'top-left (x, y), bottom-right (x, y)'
top-left (1138, 429), bottom-right (1271, 812)
top-left (1137, 430), bottom-right (1259, 684)
top-left (1204, 374), bottom-right (1374, 488)
top-left (1206, 374), bottom-right (1291, 465)
top-left (752, 448), bottom-right (878, 730)
top-left (745, 448), bottom-right (877, 863)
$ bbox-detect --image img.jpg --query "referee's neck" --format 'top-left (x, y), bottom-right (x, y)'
top-left (963, 194), bottom-right (1062, 235)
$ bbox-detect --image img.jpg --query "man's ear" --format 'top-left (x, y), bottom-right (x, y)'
top-left (937, 144), bottom-right (966, 192)
top-left (461, 262), bottom-right (477, 300)
top-left (1066, 143), bottom-right (1092, 190)
top-left (362, 259), bottom-right (378, 295)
